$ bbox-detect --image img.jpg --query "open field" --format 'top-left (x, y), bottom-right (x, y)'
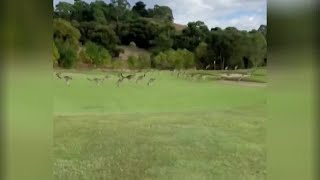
top-left (54, 70), bottom-right (266, 179)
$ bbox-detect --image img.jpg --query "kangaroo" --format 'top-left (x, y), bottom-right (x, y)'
top-left (116, 77), bottom-right (124, 87)
top-left (147, 78), bottom-right (156, 86)
top-left (136, 74), bottom-right (146, 83)
top-left (93, 77), bottom-right (105, 86)
top-left (121, 73), bottom-right (135, 81)
top-left (63, 75), bottom-right (72, 86)
top-left (56, 72), bottom-right (62, 79)
top-left (87, 77), bottom-right (105, 85)
top-left (104, 75), bottom-right (111, 80)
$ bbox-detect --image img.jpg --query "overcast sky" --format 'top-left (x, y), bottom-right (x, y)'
top-left (53, 0), bottom-right (266, 30)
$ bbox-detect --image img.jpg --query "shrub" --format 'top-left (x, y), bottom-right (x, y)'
top-left (127, 55), bottom-right (139, 69)
top-left (112, 60), bottom-right (128, 69)
top-left (138, 54), bottom-right (151, 69)
top-left (128, 54), bottom-right (151, 69)
top-left (178, 49), bottom-right (195, 69)
top-left (152, 49), bottom-right (195, 70)
top-left (55, 41), bottom-right (77, 68)
top-left (85, 42), bottom-right (112, 66)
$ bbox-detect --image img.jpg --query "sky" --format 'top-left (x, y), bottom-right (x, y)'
top-left (53, 0), bottom-right (266, 30)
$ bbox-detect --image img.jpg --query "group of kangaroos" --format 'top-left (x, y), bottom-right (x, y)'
top-left (55, 72), bottom-right (156, 87)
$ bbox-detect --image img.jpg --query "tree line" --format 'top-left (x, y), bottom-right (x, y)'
top-left (53, 0), bottom-right (267, 70)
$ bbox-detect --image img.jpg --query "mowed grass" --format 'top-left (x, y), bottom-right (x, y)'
top-left (54, 70), bottom-right (266, 180)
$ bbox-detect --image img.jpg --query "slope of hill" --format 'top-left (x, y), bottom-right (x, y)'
top-left (117, 45), bottom-right (151, 60)
top-left (174, 23), bottom-right (187, 31)
top-left (140, 17), bottom-right (187, 32)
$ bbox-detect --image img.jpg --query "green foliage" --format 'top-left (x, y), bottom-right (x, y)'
top-left (128, 54), bottom-right (151, 69)
top-left (132, 1), bottom-right (148, 17)
top-left (138, 54), bottom-right (151, 69)
top-left (173, 21), bottom-right (209, 51)
top-left (195, 42), bottom-right (208, 68)
top-left (119, 18), bottom-right (159, 49)
top-left (150, 5), bottom-right (173, 22)
top-left (72, 0), bottom-right (92, 22)
top-left (127, 55), bottom-right (139, 69)
top-left (112, 59), bottom-right (128, 69)
top-left (54, 2), bottom-right (74, 20)
top-left (55, 41), bottom-right (77, 68)
top-left (53, 0), bottom-right (266, 70)
top-left (153, 49), bottom-right (195, 69)
top-left (53, 18), bottom-right (81, 50)
top-left (53, 42), bottom-right (60, 65)
top-left (78, 48), bottom-right (91, 64)
top-left (247, 32), bottom-right (267, 67)
top-left (85, 42), bottom-right (112, 66)
top-left (75, 22), bottom-right (119, 57)
top-left (154, 32), bottom-right (173, 53)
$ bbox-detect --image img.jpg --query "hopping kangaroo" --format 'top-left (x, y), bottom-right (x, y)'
top-left (116, 77), bottom-right (124, 87)
top-left (147, 78), bottom-right (156, 86)
top-left (56, 72), bottom-right (62, 79)
top-left (87, 77), bottom-right (104, 85)
top-left (121, 73), bottom-right (135, 81)
top-left (135, 74), bottom-right (146, 83)
top-left (63, 75), bottom-right (72, 86)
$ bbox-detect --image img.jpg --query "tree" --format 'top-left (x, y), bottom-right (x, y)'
top-left (110, 0), bottom-right (131, 34)
top-left (53, 18), bottom-right (81, 50)
top-left (54, 2), bottom-right (74, 20)
top-left (90, 1), bottom-right (107, 24)
top-left (72, 0), bottom-right (92, 22)
top-left (195, 42), bottom-right (208, 68)
top-left (151, 5), bottom-right (173, 22)
top-left (119, 18), bottom-right (159, 49)
top-left (207, 28), bottom-right (234, 69)
top-left (75, 21), bottom-right (119, 56)
top-left (132, 1), bottom-right (148, 17)
top-left (174, 21), bottom-right (209, 51)
top-left (154, 32), bottom-right (173, 53)
top-left (246, 32), bottom-right (267, 67)
top-left (90, 0), bottom-right (114, 23)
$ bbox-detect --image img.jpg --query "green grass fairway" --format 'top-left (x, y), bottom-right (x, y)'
top-left (54, 70), bottom-right (266, 180)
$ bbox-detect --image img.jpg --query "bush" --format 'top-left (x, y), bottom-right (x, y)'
top-left (127, 55), bottom-right (139, 69)
top-left (128, 54), bottom-right (151, 69)
top-left (112, 60), bottom-right (128, 69)
top-left (138, 54), bottom-right (151, 69)
top-left (55, 41), bottom-right (77, 68)
top-left (85, 42), bottom-right (112, 66)
top-left (78, 48), bottom-right (91, 64)
top-left (152, 49), bottom-right (195, 70)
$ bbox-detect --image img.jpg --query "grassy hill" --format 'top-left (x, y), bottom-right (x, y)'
top-left (117, 45), bottom-right (151, 60)
top-left (173, 23), bottom-right (187, 31)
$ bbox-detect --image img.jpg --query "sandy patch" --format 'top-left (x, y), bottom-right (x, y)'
top-left (217, 80), bottom-right (267, 88)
